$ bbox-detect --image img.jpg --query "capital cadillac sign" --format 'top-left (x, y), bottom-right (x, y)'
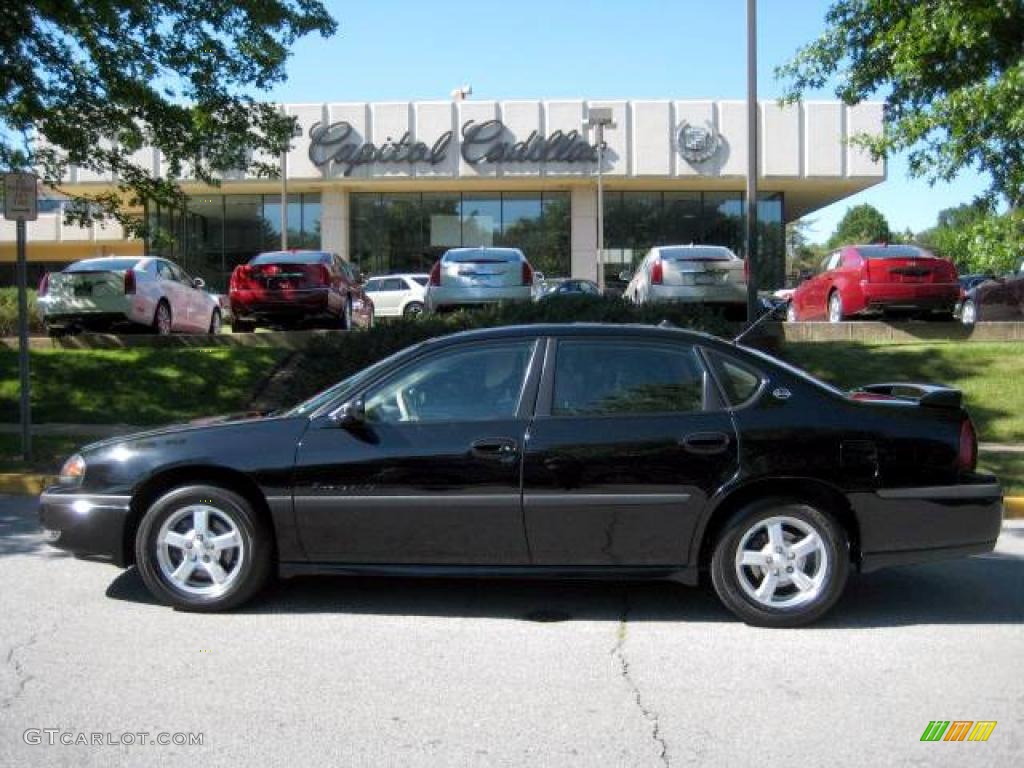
top-left (308, 119), bottom-right (601, 176)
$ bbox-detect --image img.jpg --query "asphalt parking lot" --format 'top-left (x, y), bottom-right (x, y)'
top-left (0, 493), bottom-right (1020, 767)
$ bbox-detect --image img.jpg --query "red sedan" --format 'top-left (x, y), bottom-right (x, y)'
top-left (228, 250), bottom-right (373, 333)
top-left (788, 244), bottom-right (959, 322)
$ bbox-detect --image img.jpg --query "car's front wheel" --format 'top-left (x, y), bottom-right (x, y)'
top-left (710, 499), bottom-right (849, 627)
top-left (786, 302), bottom-right (798, 322)
top-left (135, 485), bottom-right (272, 611)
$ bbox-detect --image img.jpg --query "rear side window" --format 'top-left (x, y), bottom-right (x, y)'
top-left (706, 352), bottom-right (764, 407)
top-left (552, 341), bottom-right (705, 416)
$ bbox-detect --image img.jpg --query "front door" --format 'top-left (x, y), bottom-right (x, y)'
top-left (523, 337), bottom-right (738, 566)
top-left (293, 339), bottom-right (541, 564)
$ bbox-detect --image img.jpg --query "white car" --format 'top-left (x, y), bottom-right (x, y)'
top-left (425, 247), bottom-right (535, 312)
top-left (623, 245), bottom-right (747, 307)
top-left (364, 273), bottom-right (429, 318)
top-left (38, 256), bottom-right (222, 335)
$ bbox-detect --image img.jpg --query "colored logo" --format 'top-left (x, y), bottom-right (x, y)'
top-left (920, 721), bottom-right (997, 742)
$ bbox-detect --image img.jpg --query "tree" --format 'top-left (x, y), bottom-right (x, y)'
top-left (1, 1), bottom-right (336, 237)
top-left (918, 203), bottom-right (1024, 275)
top-left (916, 199), bottom-right (992, 265)
top-left (778, 1), bottom-right (1024, 207)
top-left (827, 203), bottom-right (892, 248)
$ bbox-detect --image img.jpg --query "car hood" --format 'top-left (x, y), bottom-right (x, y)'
top-left (80, 411), bottom-right (281, 453)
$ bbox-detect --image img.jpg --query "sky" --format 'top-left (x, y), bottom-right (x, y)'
top-left (261, 0), bottom-right (989, 244)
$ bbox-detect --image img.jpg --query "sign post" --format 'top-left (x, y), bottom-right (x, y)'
top-left (4, 172), bottom-right (38, 461)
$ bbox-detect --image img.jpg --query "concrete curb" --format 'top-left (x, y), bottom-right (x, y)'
top-left (2, 471), bottom-right (1023, 519)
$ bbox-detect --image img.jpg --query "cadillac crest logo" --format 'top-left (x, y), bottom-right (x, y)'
top-left (677, 121), bottom-right (721, 163)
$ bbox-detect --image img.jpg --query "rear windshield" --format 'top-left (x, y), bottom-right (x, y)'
top-left (65, 258), bottom-right (140, 273)
top-left (659, 247), bottom-right (735, 261)
top-left (250, 251), bottom-right (328, 265)
top-left (857, 245), bottom-right (927, 259)
top-left (410, 276), bottom-right (429, 286)
top-left (443, 249), bottom-right (522, 263)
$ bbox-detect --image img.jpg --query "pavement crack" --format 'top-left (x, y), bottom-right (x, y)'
top-left (1, 623), bottom-right (57, 711)
top-left (612, 590), bottom-right (670, 768)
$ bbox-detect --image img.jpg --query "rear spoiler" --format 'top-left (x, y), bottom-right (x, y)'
top-left (850, 383), bottom-right (963, 409)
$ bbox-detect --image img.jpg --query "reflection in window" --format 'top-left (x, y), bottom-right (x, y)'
top-left (364, 343), bottom-right (534, 424)
top-left (552, 342), bottom-right (705, 416)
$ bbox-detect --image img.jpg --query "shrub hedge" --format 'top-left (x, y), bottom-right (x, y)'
top-left (0, 288), bottom-right (43, 337)
top-left (275, 296), bottom-right (735, 408)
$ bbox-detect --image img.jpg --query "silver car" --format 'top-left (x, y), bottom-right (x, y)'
top-left (425, 247), bottom-right (535, 312)
top-left (623, 245), bottom-right (747, 306)
top-left (38, 256), bottom-right (222, 335)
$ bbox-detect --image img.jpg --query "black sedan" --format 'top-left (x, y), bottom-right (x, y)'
top-left (39, 324), bottom-right (1002, 626)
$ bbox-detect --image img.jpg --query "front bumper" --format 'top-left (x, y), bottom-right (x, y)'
top-left (849, 481), bottom-right (1003, 572)
top-left (38, 490), bottom-right (132, 565)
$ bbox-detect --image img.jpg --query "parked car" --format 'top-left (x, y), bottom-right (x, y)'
top-left (957, 270), bottom-right (1024, 326)
top-left (622, 245), bottom-right (747, 308)
top-left (425, 247), bottom-right (535, 312)
top-left (39, 323), bottom-right (1000, 626)
top-left (228, 250), bottom-right (373, 332)
top-left (364, 273), bottom-right (429, 318)
top-left (788, 244), bottom-right (959, 322)
top-left (37, 256), bottom-right (222, 336)
top-left (536, 278), bottom-right (602, 301)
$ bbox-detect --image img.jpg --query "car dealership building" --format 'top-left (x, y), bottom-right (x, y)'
top-left (0, 98), bottom-right (884, 290)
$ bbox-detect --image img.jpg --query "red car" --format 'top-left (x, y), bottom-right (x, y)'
top-left (788, 244), bottom-right (960, 322)
top-left (228, 250), bottom-right (373, 333)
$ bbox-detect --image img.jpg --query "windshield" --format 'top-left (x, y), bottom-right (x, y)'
top-left (283, 342), bottom-right (426, 417)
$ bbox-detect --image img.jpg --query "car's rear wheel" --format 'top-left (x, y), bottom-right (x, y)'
top-left (960, 299), bottom-right (977, 326)
top-left (208, 309), bottom-right (222, 335)
top-left (786, 303), bottom-right (798, 322)
top-left (152, 301), bottom-right (173, 335)
top-left (827, 291), bottom-right (844, 323)
top-left (404, 301), bottom-right (424, 318)
top-left (710, 499), bottom-right (849, 627)
top-left (135, 485), bottom-right (272, 611)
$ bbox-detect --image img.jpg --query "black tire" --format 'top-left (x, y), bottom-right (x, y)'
top-left (134, 485), bottom-right (273, 611)
top-left (710, 498), bottom-right (849, 627)
top-left (403, 301), bottom-right (424, 318)
top-left (208, 309), bottom-right (222, 334)
top-left (960, 299), bottom-right (978, 327)
top-left (231, 319), bottom-right (255, 333)
top-left (152, 301), bottom-right (173, 335)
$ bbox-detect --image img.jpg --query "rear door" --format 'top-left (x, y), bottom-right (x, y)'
top-left (522, 336), bottom-right (738, 566)
top-left (155, 260), bottom-right (189, 330)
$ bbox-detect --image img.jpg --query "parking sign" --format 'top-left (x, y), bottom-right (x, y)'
top-left (3, 172), bottom-right (38, 221)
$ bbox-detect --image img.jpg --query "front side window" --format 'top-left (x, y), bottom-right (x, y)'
top-left (364, 342), bottom-right (534, 424)
top-left (552, 341), bottom-right (705, 416)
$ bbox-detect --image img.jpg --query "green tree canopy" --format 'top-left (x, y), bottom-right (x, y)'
top-left (778, 0), bottom-right (1024, 207)
top-left (827, 203), bottom-right (892, 248)
top-left (2, 1), bottom-right (336, 235)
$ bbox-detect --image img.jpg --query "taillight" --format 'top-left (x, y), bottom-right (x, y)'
top-left (229, 265), bottom-right (251, 291)
top-left (650, 260), bottom-right (663, 285)
top-left (429, 261), bottom-right (441, 286)
top-left (38, 273), bottom-right (49, 296)
top-left (959, 418), bottom-right (977, 472)
top-left (124, 269), bottom-right (136, 295)
top-left (522, 261), bottom-right (534, 286)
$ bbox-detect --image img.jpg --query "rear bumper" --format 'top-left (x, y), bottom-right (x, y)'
top-left (646, 284), bottom-right (747, 304)
top-left (230, 288), bottom-right (333, 320)
top-left (849, 481), bottom-right (1003, 572)
top-left (860, 283), bottom-right (959, 311)
top-left (426, 285), bottom-right (532, 310)
top-left (38, 489), bottom-right (132, 566)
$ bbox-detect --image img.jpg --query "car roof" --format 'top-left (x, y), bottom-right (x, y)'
top-left (418, 322), bottom-right (728, 350)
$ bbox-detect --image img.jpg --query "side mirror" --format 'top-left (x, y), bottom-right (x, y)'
top-left (618, 269), bottom-right (633, 282)
top-left (192, 277), bottom-right (206, 289)
top-left (330, 398), bottom-right (365, 427)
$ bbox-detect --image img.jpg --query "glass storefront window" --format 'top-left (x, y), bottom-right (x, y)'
top-left (460, 194), bottom-right (500, 247)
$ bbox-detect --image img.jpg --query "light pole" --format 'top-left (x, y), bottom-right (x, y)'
top-left (584, 107), bottom-right (615, 292)
top-left (744, 0), bottom-right (760, 324)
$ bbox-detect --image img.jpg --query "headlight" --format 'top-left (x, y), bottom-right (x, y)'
top-left (59, 454), bottom-right (86, 486)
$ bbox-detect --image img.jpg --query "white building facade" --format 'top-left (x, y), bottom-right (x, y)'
top-left (0, 99), bottom-right (884, 290)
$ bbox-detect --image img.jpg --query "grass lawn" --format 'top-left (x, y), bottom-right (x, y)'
top-left (0, 347), bottom-right (287, 427)
top-left (0, 434), bottom-right (89, 474)
top-left (976, 452), bottom-right (1024, 496)
top-left (778, 341), bottom-right (1024, 445)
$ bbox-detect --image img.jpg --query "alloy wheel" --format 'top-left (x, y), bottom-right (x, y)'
top-left (827, 293), bottom-right (843, 323)
top-left (156, 303), bottom-right (172, 335)
top-left (155, 504), bottom-right (246, 597)
top-left (961, 300), bottom-right (976, 326)
top-left (733, 515), bottom-right (830, 609)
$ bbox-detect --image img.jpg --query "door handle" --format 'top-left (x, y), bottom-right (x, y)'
top-left (470, 438), bottom-right (519, 462)
top-left (681, 432), bottom-right (731, 455)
